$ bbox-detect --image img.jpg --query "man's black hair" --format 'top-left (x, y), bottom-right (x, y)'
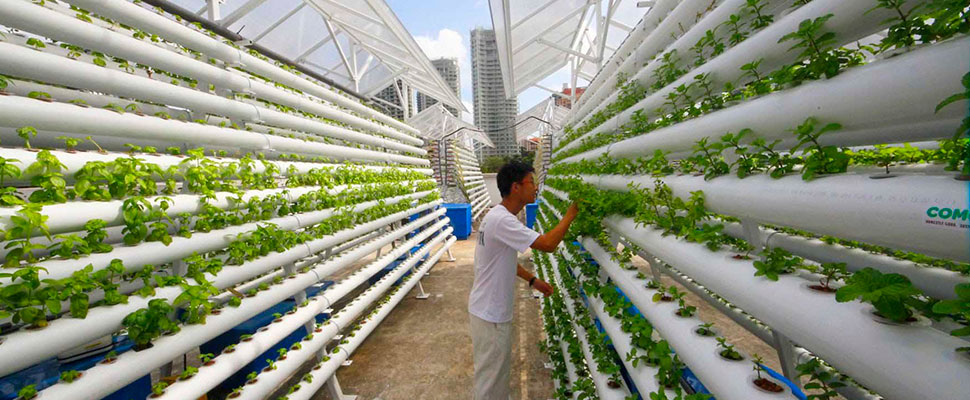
top-left (497, 161), bottom-right (535, 198)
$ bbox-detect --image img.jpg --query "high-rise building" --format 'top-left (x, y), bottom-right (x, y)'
top-left (417, 58), bottom-right (460, 117)
top-left (374, 79), bottom-right (413, 121)
top-left (471, 28), bottom-right (518, 159)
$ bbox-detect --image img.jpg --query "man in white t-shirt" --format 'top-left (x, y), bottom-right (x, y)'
top-left (468, 161), bottom-right (578, 400)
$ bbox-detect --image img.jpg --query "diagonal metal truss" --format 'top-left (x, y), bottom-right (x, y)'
top-left (488, 0), bottom-right (649, 101)
top-left (191, 0), bottom-right (465, 118)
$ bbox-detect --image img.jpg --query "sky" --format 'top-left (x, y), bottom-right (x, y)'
top-left (386, 0), bottom-right (576, 124)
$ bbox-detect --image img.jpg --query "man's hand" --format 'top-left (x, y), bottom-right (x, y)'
top-left (533, 279), bottom-right (554, 297)
top-left (566, 202), bottom-right (579, 220)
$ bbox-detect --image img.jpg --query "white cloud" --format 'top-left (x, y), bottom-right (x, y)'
top-left (414, 29), bottom-right (474, 120)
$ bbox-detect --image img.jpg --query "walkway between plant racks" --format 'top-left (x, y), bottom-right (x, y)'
top-left (313, 220), bottom-right (555, 400)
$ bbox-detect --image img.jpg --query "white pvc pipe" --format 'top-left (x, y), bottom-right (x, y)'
top-left (560, 0), bottom-right (906, 155)
top-left (558, 250), bottom-right (671, 397)
top-left (0, 41), bottom-right (424, 156)
top-left (0, 94), bottom-right (429, 165)
top-left (581, 173), bottom-right (970, 262)
top-left (559, 36), bottom-right (969, 164)
top-left (0, 180), bottom-right (428, 236)
top-left (543, 251), bottom-right (631, 400)
top-left (720, 223), bottom-right (968, 300)
top-left (0, 147), bottom-right (431, 187)
top-left (566, 0), bottom-right (729, 135)
top-left (567, 0), bottom-right (678, 125)
top-left (63, 0), bottom-right (420, 137)
top-left (34, 225), bottom-right (450, 400)
top-left (606, 216), bottom-right (970, 400)
top-left (159, 226), bottom-right (452, 400)
top-left (583, 239), bottom-right (796, 400)
top-left (0, 202), bottom-right (442, 378)
top-left (0, 192), bottom-right (434, 286)
top-left (282, 236), bottom-right (454, 400)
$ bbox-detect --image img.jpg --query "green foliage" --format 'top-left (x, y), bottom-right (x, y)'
top-left (151, 382), bottom-right (168, 396)
top-left (796, 357), bottom-right (844, 400)
top-left (122, 298), bottom-right (179, 347)
top-left (753, 247), bottom-right (802, 281)
top-left (17, 384), bottom-right (37, 400)
top-left (836, 268), bottom-right (923, 322)
top-left (60, 369), bottom-right (81, 383)
top-left (932, 283), bottom-right (970, 336)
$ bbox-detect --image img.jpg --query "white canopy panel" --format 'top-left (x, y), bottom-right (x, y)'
top-left (488, 0), bottom-right (650, 97)
top-left (515, 96), bottom-right (569, 142)
top-left (172, 0), bottom-right (465, 113)
top-left (408, 103), bottom-right (494, 149)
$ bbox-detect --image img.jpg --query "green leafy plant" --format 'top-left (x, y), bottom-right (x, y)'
top-left (17, 384), bottom-right (37, 400)
top-left (791, 118), bottom-right (847, 180)
top-left (199, 353), bottom-right (215, 364)
top-left (26, 38), bottom-right (46, 50)
top-left (753, 247), bottom-right (802, 281)
top-left (796, 357), bottom-right (844, 400)
top-left (931, 283), bottom-right (970, 336)
top-left (695, 322), bottom-right (715, 336)
top-left (836, 267), bottom-right (923, 323)
top-left (151, 382), bottom-right (168, 396)
top-left (716, 337), bottom-right (743, 360)
top-left (122, 298), bottom-right (179, 349)
top-left (16, 126), bottom-right (37, 150)
top-left (179, 365), bottom-right (198, 380)
top-left (60, 369), bottom-right (82, 383)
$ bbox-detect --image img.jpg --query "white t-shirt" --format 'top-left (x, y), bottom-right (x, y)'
top-left (468, 205), bottom-right (540, 323)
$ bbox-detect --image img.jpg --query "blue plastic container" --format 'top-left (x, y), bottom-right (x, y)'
top-left (525, 202), bottom-right (538, 228)
top-left (442, 203), bottom-right (472, 239)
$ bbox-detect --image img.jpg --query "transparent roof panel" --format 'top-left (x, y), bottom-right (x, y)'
top-left (177, 0), bottom-right (465, 112)
top-left (489, 0), bottom-right (650, 97)
top-left (516, 97), bottom-right (569, 141)
top-left (408, 104), bottom-right (494, 148)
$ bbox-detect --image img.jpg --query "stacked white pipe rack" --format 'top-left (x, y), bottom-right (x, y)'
top-left (536, 0), bottom-right (970, 399)
top-left (0, 0), bottom-right (455, 399)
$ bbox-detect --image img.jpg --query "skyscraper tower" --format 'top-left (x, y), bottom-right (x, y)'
top-left (471, 28), bottom-right (518, 158)
top-left (417, 58), bottom-right (461, 117)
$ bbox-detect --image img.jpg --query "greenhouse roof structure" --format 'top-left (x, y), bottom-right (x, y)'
top-left (164, 0), bottom-right (466, 114)
top-left (408, 103), bottom-right (495, 149)
top-left (515, 96), bottom-right (569, 142)
top-left (488, 0), bottom-right (651, 98)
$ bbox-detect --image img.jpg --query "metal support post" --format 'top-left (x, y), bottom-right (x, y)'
top-left (772, 330), bottom-right (800, 385)
top-left (325, 375), bottom-right (358, 400)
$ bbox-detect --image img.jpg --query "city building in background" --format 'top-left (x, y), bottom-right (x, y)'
top-left (471, 28), bottom-right (518, 159)
top-left (374, 79), bottom-right (414, 121)
top-left (417, 58), bottom-right (461, 117)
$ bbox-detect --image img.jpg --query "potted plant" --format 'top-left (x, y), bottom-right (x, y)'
top-left (101, 350), bottom-right (119, 364)
top-left (246, 371), bottom-right (258, 384)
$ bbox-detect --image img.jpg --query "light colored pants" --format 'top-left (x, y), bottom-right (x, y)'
top-left (470, 313), bottom-right (513, 400)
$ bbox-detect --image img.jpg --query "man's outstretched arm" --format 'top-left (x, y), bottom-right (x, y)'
top-left (530, 203), bottom-right (578, 252)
